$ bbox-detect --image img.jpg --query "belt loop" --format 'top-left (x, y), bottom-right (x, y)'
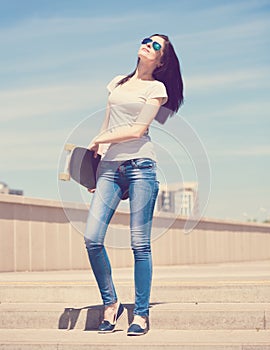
top-left (131, 159), bottom-right (137, 168)
top-left (118, 164), bottom-right (123, 172)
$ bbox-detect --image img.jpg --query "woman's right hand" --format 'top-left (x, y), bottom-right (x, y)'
top-left (87, 140), bottom-right (99, 158)
top-left (88, 188), bottom-right (96, 193)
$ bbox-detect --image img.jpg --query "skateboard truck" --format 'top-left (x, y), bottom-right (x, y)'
top-left (59, 143), bottom-right (76, 181)
top-left (59, 144), bottom-right (101, 190)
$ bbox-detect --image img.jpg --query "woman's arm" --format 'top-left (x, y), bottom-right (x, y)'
top-left (100, 102), bottom-right (111, 133)
top-left (88, 97), bottom-right (163, 150)
top-left (91, 102), bottom-right (111, 156)
top-left (86, 102), bottom-right (111, 193)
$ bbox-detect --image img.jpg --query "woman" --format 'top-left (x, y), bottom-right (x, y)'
top-left (84, 34), bottom-right (184, 336)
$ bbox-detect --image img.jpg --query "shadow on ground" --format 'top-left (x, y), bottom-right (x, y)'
top-left (58, 302), bottom-right (164, 331)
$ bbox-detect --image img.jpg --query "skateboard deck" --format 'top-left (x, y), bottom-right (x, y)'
top-left (59, 143), bottom-right (129, 199)
top-left (59, 144), bottom-right (101, 189)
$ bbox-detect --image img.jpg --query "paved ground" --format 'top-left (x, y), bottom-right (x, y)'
top-left (1, 260), bottom-right (270, 284)
top-left (1, 261), bottom-right (270, 349)
top-left (0, 328), bottom-right (270, 347)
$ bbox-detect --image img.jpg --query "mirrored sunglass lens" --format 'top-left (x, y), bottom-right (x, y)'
top-left (153, 42), bottom-right (161, 51)
top-left (141, 38), bottom-right (152, 44)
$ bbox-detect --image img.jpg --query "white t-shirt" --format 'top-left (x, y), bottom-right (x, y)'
top-left (102, 75), bottom-right (168, 162)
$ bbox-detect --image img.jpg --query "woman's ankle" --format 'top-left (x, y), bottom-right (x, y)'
top-left (132, 315), bottom-right (147, 328)
top-left (104, 301), bottom-right (118, 323)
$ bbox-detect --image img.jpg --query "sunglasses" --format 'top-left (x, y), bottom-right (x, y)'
top-left (141, 37), bottom-right (162, 51)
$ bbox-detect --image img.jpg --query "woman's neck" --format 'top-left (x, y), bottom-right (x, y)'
top-left (135, 61), bottom-right (155, 81)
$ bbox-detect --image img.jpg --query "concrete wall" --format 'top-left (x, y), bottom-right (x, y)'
top-left (0, 194), bottom-right (270, 272)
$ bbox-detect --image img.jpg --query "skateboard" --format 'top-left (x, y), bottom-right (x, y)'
top-left (59, 143), bottom-right (129, 199)
top-left (59, 144), bottom-right (101, 190)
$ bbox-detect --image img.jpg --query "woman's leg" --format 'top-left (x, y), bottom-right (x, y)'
top-left (128, 161), bottom-right (159, 317)
top-left (84, 171), bottom-right (122, 306)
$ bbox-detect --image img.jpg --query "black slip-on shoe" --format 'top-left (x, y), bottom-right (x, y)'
top-left (127, 323), bottom-right (148, 336)
top-left (98, 303), bottom-right (124, 333)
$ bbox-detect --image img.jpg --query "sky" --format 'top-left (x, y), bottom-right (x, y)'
top-left (0, 0), bottom-right (269, 222)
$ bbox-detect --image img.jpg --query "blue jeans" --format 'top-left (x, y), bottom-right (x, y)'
top-left (84, 158), bottom-right (159, 317)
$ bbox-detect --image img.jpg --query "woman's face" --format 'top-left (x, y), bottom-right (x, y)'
top-left (138, 35), bottom-right (165, 67)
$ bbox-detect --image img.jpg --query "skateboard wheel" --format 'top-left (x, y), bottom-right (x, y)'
top-left (64, 143), bottom-right (76, 151)
top-left (59, 173), bottom-right (70, 181)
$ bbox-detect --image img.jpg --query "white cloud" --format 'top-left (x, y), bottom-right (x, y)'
top-left (0, 38), bottom-right (133, 75)
top-left (0, 12), bottom-right (139, 75)
top-left (175, 13), bottom-right (269, 63)
top-left (191, 99), bottom-right (270, 122)
top-left (0, 14), bottom-right (141, 43)
top-left (0, 80), bottom-right (106, 121)
top-left (0, 129), bottom-right (68, 171)
top-left (215, 145), bottom-right (270, 157)
top-left (197, 0), bottom-right (270, 20)
top-left (185, 67), bottom-right (270, 92)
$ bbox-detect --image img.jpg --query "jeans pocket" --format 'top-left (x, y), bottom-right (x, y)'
top-left (134, 158), bottom-right (156, 170)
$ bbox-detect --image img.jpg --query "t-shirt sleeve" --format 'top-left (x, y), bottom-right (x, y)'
top-left (146, 82), bottom-right (168, 105)
top-left (106, 75), bottom-right (125, 93)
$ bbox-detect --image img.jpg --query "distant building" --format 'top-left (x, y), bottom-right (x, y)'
top-left (157, 182), bottom-right (198, 217)
top-left (0, 182), bottom-right (9, 194)
top-left (0, 181), bottom-right (23, 196)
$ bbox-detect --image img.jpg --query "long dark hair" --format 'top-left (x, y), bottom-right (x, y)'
top-left (117, 34), bottom-right (184, 123)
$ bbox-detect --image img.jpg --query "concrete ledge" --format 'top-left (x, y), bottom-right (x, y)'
top-left (1, 283), bottom-right (270, 304)
top-left (1, 194), bottom-right (270, 272)
top-left (1, 302), bottom-right (270, 330)
top-left (0, 329), bottom-right (269, 349)
top-left (0, 262), bottom-right (269, 304)
top-left (1, 193), bottom-right (270, 232)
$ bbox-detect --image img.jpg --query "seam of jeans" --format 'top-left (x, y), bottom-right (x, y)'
top-left (100, 247), bottom-right (117, 305)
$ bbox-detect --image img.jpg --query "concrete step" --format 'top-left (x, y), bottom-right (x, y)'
top-left (1, 263), bottom-right (269, 348)
top-left (1, 282), bottom-right (270, 304)
top-left (0, 302), bottom-right (270, 331)
top-left (0, 329), bottom-right (269, 349)
top-left (1, 262), bottom-right (270, 304)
